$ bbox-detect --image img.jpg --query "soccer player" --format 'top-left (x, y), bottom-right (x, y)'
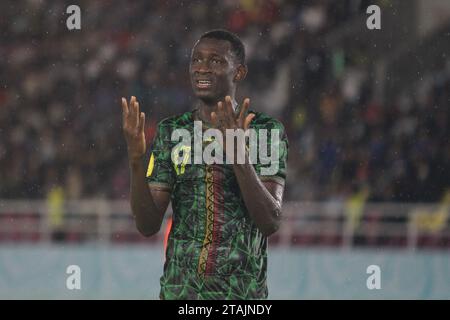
top-left (121, 29), bottom-right (288, 299)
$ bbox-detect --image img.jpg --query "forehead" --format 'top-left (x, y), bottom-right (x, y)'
top-left (192, 38), bottom-right (233, 58)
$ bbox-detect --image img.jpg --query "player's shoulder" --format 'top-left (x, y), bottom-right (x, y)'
top-left (249, 110), bottom-right (286, 131)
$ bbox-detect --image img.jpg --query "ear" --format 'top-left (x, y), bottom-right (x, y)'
top-left (234, 64), bottom-right (248, 82)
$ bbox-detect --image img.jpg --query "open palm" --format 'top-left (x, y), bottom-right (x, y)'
top-left (121, 96), bottom-right (146, 161)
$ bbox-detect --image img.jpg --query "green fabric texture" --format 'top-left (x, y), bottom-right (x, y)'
top-left (145, 109), bottom-right (288, 299)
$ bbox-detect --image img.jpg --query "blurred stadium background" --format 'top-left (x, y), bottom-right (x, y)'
top-left (0, 0), bottom-right (449, 299)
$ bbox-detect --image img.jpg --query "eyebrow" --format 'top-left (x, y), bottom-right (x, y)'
top-left (192, 51), bottom-right (224, 58)
top-left (192, 50), bottom-right (226, 59)
top-left (210, 54), bottom-right (225, 60)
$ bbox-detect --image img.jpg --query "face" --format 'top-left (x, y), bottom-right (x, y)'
top-left (189, 38), bottom-right (243, 104)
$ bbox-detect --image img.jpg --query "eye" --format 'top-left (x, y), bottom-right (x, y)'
top-left (192, 57), bottom-right (201, 63)
top-left (211, 59), bottom-right (222, 64)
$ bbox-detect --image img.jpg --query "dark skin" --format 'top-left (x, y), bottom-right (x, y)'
top-left (121, 37), bottom-right (284, 237)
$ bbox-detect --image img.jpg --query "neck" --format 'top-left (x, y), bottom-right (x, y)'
top-left (195, 96), bottom-right (238, 124)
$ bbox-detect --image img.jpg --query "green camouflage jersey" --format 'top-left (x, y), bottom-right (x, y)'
top-left (145, 108), bottom-right (288, 300)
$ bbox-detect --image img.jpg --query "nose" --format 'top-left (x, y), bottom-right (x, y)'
top-left (193, 61), bottom-right (211, 74)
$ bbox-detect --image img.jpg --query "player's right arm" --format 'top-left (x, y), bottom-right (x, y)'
top-left (121, 96), bottom-right (170, 237)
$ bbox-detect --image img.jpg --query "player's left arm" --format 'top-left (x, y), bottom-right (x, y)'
top-left (233, 165), bottom-right (284, 237)
top-left (211, 96), bottom-right (284, 237)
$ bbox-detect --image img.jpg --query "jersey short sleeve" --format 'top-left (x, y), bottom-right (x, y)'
top-left (253, 119), bottom-right (288, 186)
top-left (145, 121), bottom-right (175, 191)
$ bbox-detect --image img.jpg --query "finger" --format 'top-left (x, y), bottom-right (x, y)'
top-left (224, 95), bottom-right (235, 122)
top-left (129, 96), bottom-right (138, 127)
top-left (138, 112), bottom-right (145, 133)
top-left (243, 113), bottom-right (255, 130)
top-left (128, 96), bottom-right (136, 121)
top-left (239, 98), bottom-right (250, 120)
top-left (134, 101), bottom-right (140, 128)
top-left (210, 112), bottom-right (218, 126)
top-left (217, 101), bottom-right (223, 113)
top-left (121, 97), bottom-right (129, 121)
top-left (217, 101), bottom-right (225, 121)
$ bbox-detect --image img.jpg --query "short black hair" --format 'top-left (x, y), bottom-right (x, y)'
top-left (200, 29), bottom-right (246, 65)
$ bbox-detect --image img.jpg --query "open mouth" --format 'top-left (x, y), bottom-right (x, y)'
top-left (196, 79), bottom-right (212, 89)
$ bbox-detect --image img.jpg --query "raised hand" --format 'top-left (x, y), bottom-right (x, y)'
top-left (210, 96), bottom-right (255, 162)
top-left (121, 96), bottom-right (146, 162)
top-left (210, 95), bottom-right (255, 133)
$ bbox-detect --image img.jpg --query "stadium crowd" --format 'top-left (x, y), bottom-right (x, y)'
top-left (0, 0), bottom-right (448, 205)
